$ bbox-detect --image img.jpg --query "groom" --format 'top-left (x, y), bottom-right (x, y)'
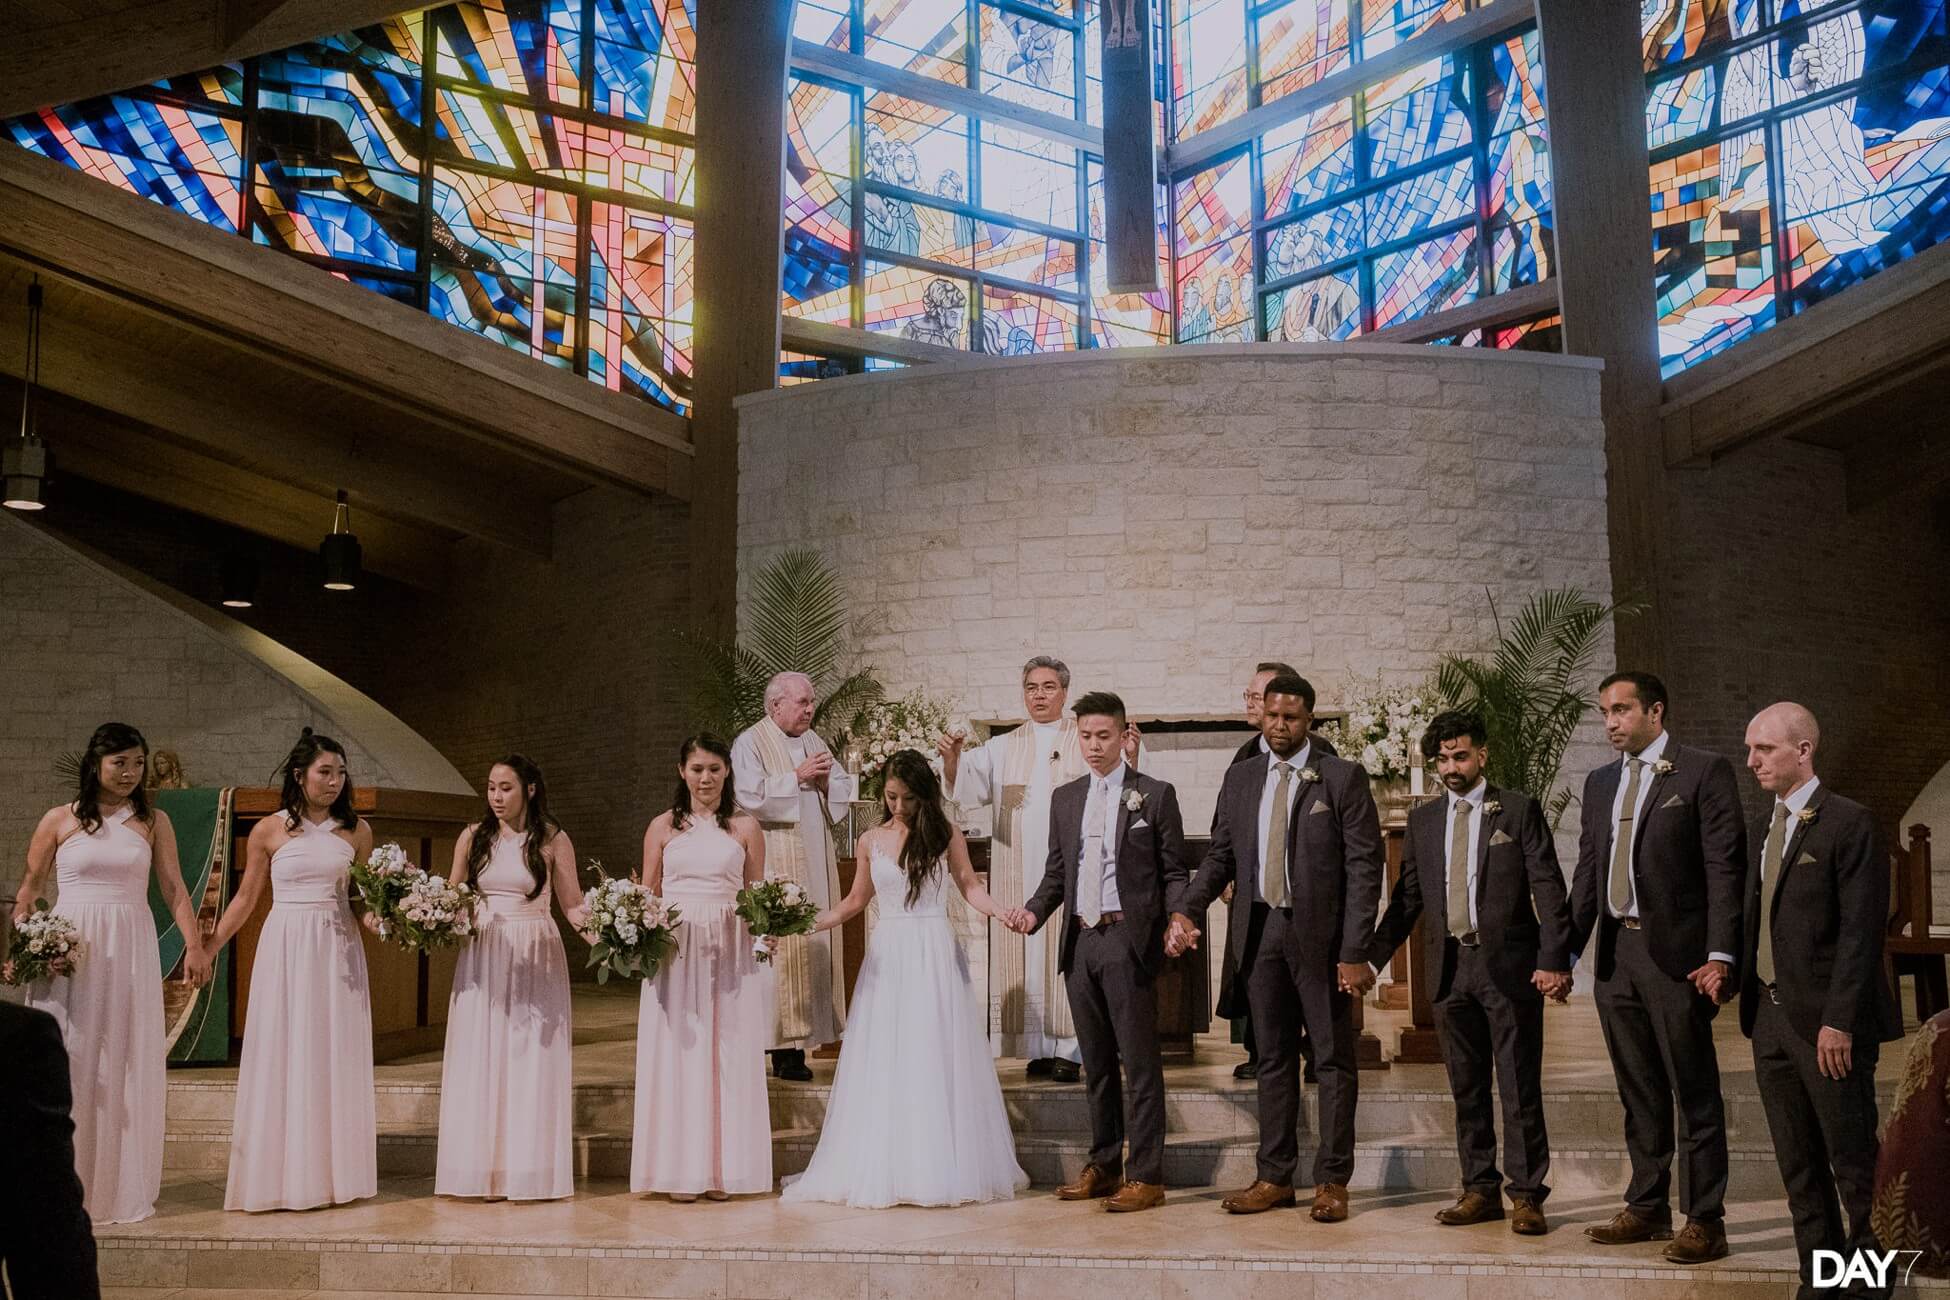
top-left (1013, 691), bottom-right (1187, 1213)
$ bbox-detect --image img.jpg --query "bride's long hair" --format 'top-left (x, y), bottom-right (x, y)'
top-left (879, 749), bottom-right (954, 909)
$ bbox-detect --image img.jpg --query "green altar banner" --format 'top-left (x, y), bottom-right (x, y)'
top-left (148, 787), bottom-right (234, 1065)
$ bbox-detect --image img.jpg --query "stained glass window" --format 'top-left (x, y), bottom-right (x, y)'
top-left (6, 2), bottom-right (699, 412)
top-left (1645, 0), bottom-right (1950, 375)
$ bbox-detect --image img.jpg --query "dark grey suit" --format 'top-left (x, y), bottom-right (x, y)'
top-left (1179, 748), bottom-right (1383, 1187)
top-left (0, 1001), bottom-right (100, 1300)
top-left (1026, 766), bottom-right (1188, 1184)
top-left (1736, 785), bottom-right (1902, 1292)
top-left (1368, 785), bottom-right (1571, 1202)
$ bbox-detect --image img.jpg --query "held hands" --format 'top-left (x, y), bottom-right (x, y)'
top-left (1530, 969), bottom-right (1572, 1002)
top-left (1816, 1026), bottom-right (1854, 1080)
top-left (1688, 959), bottom-right (1731, 1003)
top-left (1165, 913), bottom-right (1200, 957)
top-left (360, 911), bottom-right (384, 936)
top-left (997, 907), bottom-right (1036, 934)
top-left (1337, 962), bottom-right (1375, 997)
top-left (181, 941), bottom-right (214, 989)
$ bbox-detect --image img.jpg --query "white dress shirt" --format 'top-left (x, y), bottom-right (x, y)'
top-left (1080, 764), bottom-right (1128, 912)
top-left (1770, 777), bottom-right (1822, 854)
top-left (1447, 779), bottom-right (1486, 932)
top-left (1257, 741), bottom-right (1312, 896)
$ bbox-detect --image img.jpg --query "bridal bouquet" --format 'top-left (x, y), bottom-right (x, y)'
top-left (578, 868), bottom-right (681, 984)
top-left (734, 877), bottom-right (817, 964)
top-left (351, 841), bottom-right (480, 952)
top-left (2, 900), bottom-right (84, 985)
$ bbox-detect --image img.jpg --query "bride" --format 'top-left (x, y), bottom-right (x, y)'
top-left (781, 748), bottom-right (1029, 1208)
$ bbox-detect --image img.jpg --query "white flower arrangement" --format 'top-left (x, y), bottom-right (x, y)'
top-left (2, 901), bottom-right (84, 985)
top-left (735, 877), bottom-right (818, 963)
top-left (1319, 675), bottom-right (1441, 782)
top-left (351, 841), bottom-right (481, 953)
top-left (1653, 758), bottom-right (1676, 775)
top-left (578, 867), bottom-right (681, 983)
top-left (849, 689), bottom-right (968, 800)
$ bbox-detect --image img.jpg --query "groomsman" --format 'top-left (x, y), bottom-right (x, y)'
top-left (0, 1001), bottom-right (100, 1300)
top-left (941, 655), bottom-right (1089, 1081)
top-left (1015, 691), bottom-right (1187, 1212)
top-left (1365, 710), bottom-right (1572, 1236)
top-left (1730, 702), bottom-right (1901, 1297)
top-left (731, 672), bottom-right (857, 1081)
top-left (1221, 661), bottom-right (1337, 1082)
top-left (1171, 673), bottom-right (1385, 1222)
top-left (1570, 672), bottom-right (1744, 1264)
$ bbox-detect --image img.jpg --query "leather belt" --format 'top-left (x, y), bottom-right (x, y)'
top-left (1763, 982), bottom-right (1781, 1005)
top-left (1618, 916), bottom-right (1642, 930)
top-left (1455, 930), bottom-right (1481, 948)
top-left (1082, 911), bottom-right (1125, 930)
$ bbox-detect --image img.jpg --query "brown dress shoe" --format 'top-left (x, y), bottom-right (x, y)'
top-left (1309, 1182), bottom-right (1350, 1223)
top-left (1584, 1208), bottom-right (1673, 1245)
top-left (1661, 1218), bottom-right (1729, 1265)
top-left (1434, 1191), bottom-right (1504, 1225)
top-left (1105, 1181), bottom-right (1164, 1212)
top-left (1220, 1180), bottom-right (1297, 1214)
top-left (1055, 1164), bottom-right (1123, 1201)
top-left (1509, 1197), bottom-right (1547, 1236)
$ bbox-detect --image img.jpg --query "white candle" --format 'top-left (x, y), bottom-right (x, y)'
top-left (1410, 763), bottom-right (1425, 797)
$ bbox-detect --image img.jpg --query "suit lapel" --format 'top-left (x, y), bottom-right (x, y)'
top-left (1772, 784), bottom-right (1826, 908)
top-left (1473, 785), bottom-right (1498, 917)
top-left (1631, 741), bottom-right (1678, 867)
top-left (1114, 768), bottom-right (1137, 860)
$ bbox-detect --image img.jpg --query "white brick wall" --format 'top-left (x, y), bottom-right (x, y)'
top-left (0, 513), bottom-right (468, 895)
top-left (737, 344), bottom-right (1620, 845)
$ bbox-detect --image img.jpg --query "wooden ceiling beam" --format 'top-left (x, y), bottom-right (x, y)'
top-left (0, 147), bottom-right (694, 500)
top-left (0, 0), bottom-right (425, 118)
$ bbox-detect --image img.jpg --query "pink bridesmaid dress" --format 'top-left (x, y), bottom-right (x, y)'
top-left (224, 816), bottom-right (377, 1211)
top-left (24, 805), bottom-right (166, 1224)
top-left (630, 817), bottom-right (771, 1196)
top-left (435, 831), bottom-right (574, 1199)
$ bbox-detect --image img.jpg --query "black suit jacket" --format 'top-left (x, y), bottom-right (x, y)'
top-left (1570, 738), bottom-right (1746, 983)
top-left (1178, 748), bottom-right (1384, 969)
top-left (1367, 785), bottom-right (1573, 1002)
top-left (1027, 767), bottom-right (1189, 975)
top-left (0, 1001), bottom-right (100, 1300)
top-left (1737, 785), bottom-right (1903, 1045)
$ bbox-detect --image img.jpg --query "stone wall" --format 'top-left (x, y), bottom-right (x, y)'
top-left (737, 344), bottom-right (1621, 847)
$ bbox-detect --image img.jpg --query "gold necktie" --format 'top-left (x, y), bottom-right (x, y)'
top-left (1608, 757), bottom-right (1645, 919)
top-left (1262, 762), bottom-right (1293, 908)
top-left (1757, 802), bottom-right (1791, 986)
top-left (1448, 799), bottom-right (1473, 939)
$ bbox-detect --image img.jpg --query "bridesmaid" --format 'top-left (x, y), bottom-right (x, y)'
top-left (203, 729), bottom-right (378, 1212)
top-left (631, 734), bottom-right (772, 1201)
top-left (435, 755), bottom-right (586, 1201)
top-left (14, 722), bottom-right (212, 1225)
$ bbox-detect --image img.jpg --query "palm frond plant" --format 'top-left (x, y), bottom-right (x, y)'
top-left (672, 549), bottom-right (884, 744)
top-left (1435, 587), bottom-right (1644, 828)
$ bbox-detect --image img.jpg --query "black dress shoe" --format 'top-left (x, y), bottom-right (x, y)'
top-left (1232, 1059), bottom-right (1259, 1080)
top-left (1026, 1057), bottom-right (1055, 1078)
top-left (1048, 1059), bottom-right (1081, 1083)
top-left (770, 1049), bottom-right (813, 1082)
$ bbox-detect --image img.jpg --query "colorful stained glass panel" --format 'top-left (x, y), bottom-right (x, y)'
top-left (1360, 0), bottom-right (1467, 59)
top-left (979, 4), bottom-right (1078, 117)
top-left (785, 75), bottom-right (855, 311)
top-left (9, 97), bottom-right (245, 230)
top-left (1372, 226), bottom-right (1476, 327)
top-left (1263, 267), bottom-right (1361, 340)
top-left (864, 258), bottom-right (973, 348)
top-left (591, 0), bottom-right (696, 132)
top-left (980, 284), bottom-right (1080, 352)
top-left (1258, 97), bottom-right (1356, 217)
top-left (863, 0), bottom-right (971, 87)
top-left (429, 166), bottom-right (580, 368)
top-left (431, 1), bottom-right (583, 107)
top-left (979, 125), bottom-right (1080, 229)
top-left (1254, 0), bottom-right (1353, 106)
top-left (1362, 56), bottom-right (1471, 178)
top-left (1172, 0), bottom-right (1248, 141)
top-left (1650, 137), bottom-right (1777, 374)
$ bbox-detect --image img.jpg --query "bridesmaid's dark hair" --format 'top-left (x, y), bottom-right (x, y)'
top-left (276, 728), bottom-right (357, 831)
top-left (879, 749), bottom-right (954, 909)
top-left (74, 721), bottom-right (152, 833)
top-left (465, 754), bottom-right (557, 900)
top-left (670, 733), bottom-right (736, 831)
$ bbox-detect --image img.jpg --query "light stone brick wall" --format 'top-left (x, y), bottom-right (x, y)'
top-left (0, 512), bottom-right (468, 898)
top-left (738, 344), bottom-right (1618, 834)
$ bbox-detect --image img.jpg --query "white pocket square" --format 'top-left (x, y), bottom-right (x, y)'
top-left (1130, 818), bottom-right (1150, 830)
top-left (1309, 799), bottom-right (1330, 815)
top-left (1660, 794), bottom-right (1687, 809)
top-left (1797, 851), bottom-right (1817, 866)
top-left (1490, 829), bottom-right (1515, 846)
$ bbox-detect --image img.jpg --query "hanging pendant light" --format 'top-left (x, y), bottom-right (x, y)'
top-left (4, 278), bottom-right (49, 511)
top-left (319, 489), bottom-right (361, 591)
top-left (219, 549), bottom-right (258, 608)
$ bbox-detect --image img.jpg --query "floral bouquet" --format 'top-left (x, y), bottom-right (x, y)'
top-left (2, 900), bottom-right (84, 985)
top-left (578, 867), bottom-right (682, 984)
top-left (1319, 674), bottom-right (1441, 781)
top-left (847, 689), bottom-right (967, 800)
top-left (734, 878), bottom-right (817, 965)
top-left (352, 841), bottom-right (480, 952)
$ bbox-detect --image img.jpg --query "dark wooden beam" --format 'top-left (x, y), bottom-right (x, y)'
top-left (1535, 0), bottom-right (1667, 669)
top-left (1364, 279), bottom-right (1560, 345)
top-left (692, 6), bottom-right (793, 635)
top-left (781, 315), bottom-right (989, 366)
top-left (0, 0), bottom-right (424, 118)
top-left (0, 145), bottom-right (693, 500)
top-left (1661, 239), bottom-right (1950, 466)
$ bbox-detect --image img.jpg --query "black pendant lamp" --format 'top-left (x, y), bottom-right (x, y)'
top-left (4, 278), bottom-right (49, 511)
top-left (320, 489), bottom-right (361, 591)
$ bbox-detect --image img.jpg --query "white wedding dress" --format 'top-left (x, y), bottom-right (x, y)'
top-left (781, 846), bottom-right (1028, 1208)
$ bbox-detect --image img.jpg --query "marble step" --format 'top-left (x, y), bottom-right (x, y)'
top-left (164, 1074), bottom-right (1886, 1149)
top-left (158, 1118), bottom-right (1803, 1199)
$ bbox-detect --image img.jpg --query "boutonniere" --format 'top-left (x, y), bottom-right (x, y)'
top-left (1796, 807), bottom-right (1816, 826)
top-left (1652, 759), bottom-right (1675, 775)
top-left (1298, 767), bottom-right (1320, 784)
top-left (1482, 799), bottom-right (1501, 817)
top-left (1123, 789), bottom-right (1145, 813)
